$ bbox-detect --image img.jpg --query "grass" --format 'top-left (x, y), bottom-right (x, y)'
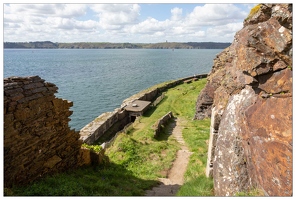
top-left (177, 118), bottom-right (214, 196)
top-left (235, 187), bottom-right (265, 196)
top-left (6, 78), bottom-right (212, 196)
top-left (8, 164), bottom-right (157, 196)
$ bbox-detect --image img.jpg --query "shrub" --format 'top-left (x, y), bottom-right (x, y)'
top-left (82, 143), bottom-right (102, 153)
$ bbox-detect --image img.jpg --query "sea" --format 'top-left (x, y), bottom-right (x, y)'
top-left (4, 48), bottom-right (222, 130)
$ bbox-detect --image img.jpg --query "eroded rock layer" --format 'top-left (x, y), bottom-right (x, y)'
top-left (196, 4), bottom-right (292, 196)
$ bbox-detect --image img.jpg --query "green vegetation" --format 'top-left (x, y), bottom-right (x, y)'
top-left (8, 165), bottom-right (157, 196)
top-left (235, 187), bottom-right (265, 196)
top-left (4, 41), bottom-right (231, 49)
top-left (287, 65), bottom-right (292, 70)
top-left (81, 143), bottom-right (102, 152)
top-left (177, 119), bottom-right (213, 196)
top-left (6, 78), bottom-right (212, 196)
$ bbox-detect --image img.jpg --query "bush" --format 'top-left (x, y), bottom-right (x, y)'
top-left (82, 143), bottom-right (102, 153)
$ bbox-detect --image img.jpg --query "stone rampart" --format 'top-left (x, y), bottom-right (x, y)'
top-left (80, 74), bottom-right (207, 144)
top-left (4, 76), bottom-right (82, 187)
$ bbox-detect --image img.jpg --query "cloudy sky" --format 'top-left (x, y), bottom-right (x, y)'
top-left (3, 1), bottom-right (256, 43)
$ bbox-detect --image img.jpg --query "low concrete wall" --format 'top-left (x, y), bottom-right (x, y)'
top-left (77, 148), bottom-right (108, 167)
top-left (80, 110), bottom-right (125, 144)
top-left (101, 122), bottom-right (133, 150)
top-left (152, 93), bottom-right (165, 107)
top-left (79, 74), bottom-right (208, 145)
top-left (152, 111), bottom-right (174, 138)
top-left (205, 106), bottom-right (222, 177)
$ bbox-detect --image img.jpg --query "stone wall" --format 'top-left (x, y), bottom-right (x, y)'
top-left (4, 76), bottom-right (82, 187)
top-left (152, 111), bottom-right (174, 138)
top-left (80, 110), bottom-right (124, 144)
top-left (195, 4), bottom-right (292, 196)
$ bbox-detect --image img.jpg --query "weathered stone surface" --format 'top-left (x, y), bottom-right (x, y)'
top-left (44, 155), bottom-right (62, 169)
top-left (77, 147), bottom-right (107, 166)
top-left (4, 76), bottom-right (82, 187)
top-left (213, 86), bottom-right (257, 196)
top-left (196, 3), bottom-right (292, 196)
top-left (257, 68), bottom-right (292, 94)
top-left (242, 96), bottom-right (292, 196)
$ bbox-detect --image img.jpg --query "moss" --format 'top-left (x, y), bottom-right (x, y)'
top-left (235, 187), bottom-right (265, 196)
top-left (246, 4), bottom-right (261, 20)
top-left (287, 65), bottom-right (292, 70)
top-left (81, 143), bottom-right (102, 153)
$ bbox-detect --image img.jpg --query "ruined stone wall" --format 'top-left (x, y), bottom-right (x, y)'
top-left (4, 76), bottom-right (82, 187)
top-left (195, 4), bottom-right (292, 196)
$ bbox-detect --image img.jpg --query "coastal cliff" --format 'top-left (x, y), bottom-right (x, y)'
top-left (195, 4), bottom-right (292, 196)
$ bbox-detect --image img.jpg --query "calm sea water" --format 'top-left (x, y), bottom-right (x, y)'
top-left (4, 49), bottom-right (221, 130)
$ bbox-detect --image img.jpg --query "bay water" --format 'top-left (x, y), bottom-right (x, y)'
top-left (4, 49), bottom-right (221, 130)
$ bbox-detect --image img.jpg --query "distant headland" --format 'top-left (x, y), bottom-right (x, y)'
top-left (4, 41), bottom-right (231, 49)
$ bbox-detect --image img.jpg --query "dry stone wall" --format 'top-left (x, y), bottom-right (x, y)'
top-left (4, 76), bottom-right (82, 187)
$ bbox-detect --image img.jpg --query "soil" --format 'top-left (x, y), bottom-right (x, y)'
top-left (145, 117), bottom-right (193, 196)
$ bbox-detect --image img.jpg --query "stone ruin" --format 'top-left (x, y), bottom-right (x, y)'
top-left (4, 76), bottom-right (82, 187)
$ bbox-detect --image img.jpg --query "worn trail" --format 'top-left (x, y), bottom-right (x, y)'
top-left (145, 117), bottom-right (192, 196)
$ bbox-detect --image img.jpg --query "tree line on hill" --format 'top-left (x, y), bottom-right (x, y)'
top-left (4, 41), bottom-right (231, 49)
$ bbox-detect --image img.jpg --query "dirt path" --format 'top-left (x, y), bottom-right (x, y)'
top-left (145, 117), bottom-right (193, 196)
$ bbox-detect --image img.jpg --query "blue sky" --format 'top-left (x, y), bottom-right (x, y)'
top-left (3, 2), bottom-right (257, 43)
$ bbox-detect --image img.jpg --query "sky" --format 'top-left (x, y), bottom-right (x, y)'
top-left (2, 1), bottom-right (258, 43)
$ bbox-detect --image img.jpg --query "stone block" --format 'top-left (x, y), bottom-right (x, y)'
top-left (44, 155), bottom-right (62, 169)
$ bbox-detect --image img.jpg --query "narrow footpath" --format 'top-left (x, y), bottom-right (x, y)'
top-left (145, 117), bottom-right (193, 196)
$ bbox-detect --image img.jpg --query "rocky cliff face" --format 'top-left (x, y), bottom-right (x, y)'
top-left (195, 4), bottom-right (292, 196)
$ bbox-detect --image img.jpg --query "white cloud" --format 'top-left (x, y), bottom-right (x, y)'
top-left (45, 17), bottom-right (99, 31)
top-left (90, 4), bottom-right (140, 30)
top-left (5, 4), bottom-right (87, 18)
top-left (3, 3), bottom-right (251, 43)
top-left (186, 4), bottom-right (248, 26)
top-left (171, 7), bottom-right (182, 21)
top-left (206, 22), bottom-right (243, 40)
top-left (130, 17), bottom-right (172, 34)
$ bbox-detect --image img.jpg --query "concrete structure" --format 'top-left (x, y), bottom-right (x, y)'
top-left (124, 100), bottom-right (151, 122)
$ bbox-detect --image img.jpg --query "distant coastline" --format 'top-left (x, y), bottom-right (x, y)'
top-left (4, 41), bottom-right (231, 49)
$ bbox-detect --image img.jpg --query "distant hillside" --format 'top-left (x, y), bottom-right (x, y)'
top-left (4, 41), bottom-right (231, 49)
top-left (4, 41), bottom-right (58, 49)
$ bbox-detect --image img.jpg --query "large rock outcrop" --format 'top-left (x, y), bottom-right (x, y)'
top-left (195, 4), bottom-right (292, 196)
